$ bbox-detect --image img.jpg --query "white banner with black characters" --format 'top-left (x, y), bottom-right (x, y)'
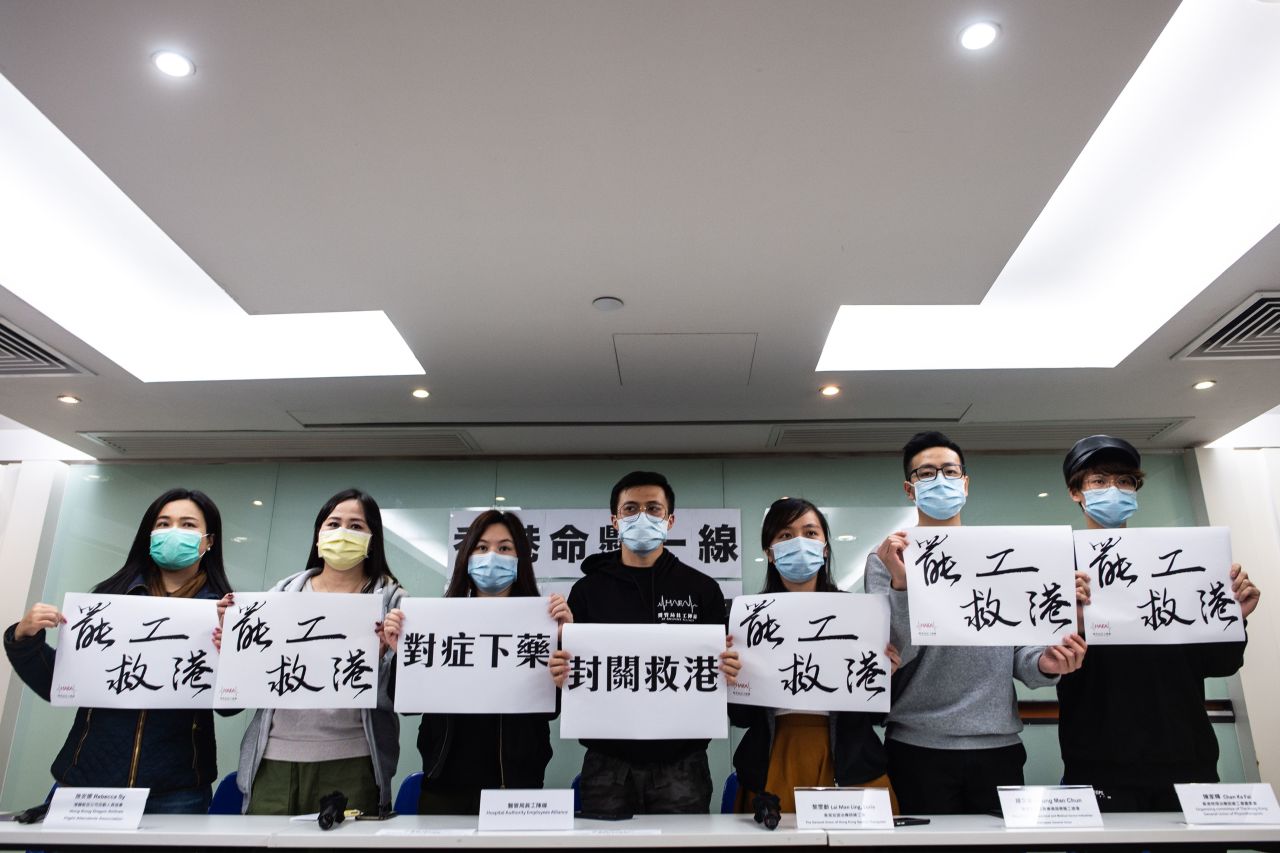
top-left (1075, 527), bottom-right (1244, 644)
top-left (448, 509), bottom-right (743, 579)
top-left (559, 623), bottom-right (727, 739)
top-left (393, 597), bottom-right (558, 714)
top-left (51, 593), bottom-right (219, 709)
top-left (213, 592), bottom-right (382, 709)
top-left (903, 526), bottom-right (1077, 646)
top-left (727, 593), bottom-right (892, 713)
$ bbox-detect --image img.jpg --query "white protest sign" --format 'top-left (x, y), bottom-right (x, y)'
top-left (1176, 783), bottom-right (1280, 825)
top-left (214, 592), bottom-right (381, 709)
top-left (51, 593), bottom-right (218, 709)
top-left (42, 787), bottom-right (149, 830)
top-left (449, 509), bottom-right (743, 579)
top-left (727, 593), bottom-right (891, 713)
top-left (903, 526), bottom-right (1076, 646)
top-left (794, 788), bottom-right (893, 830)
top-left (560, 623), bottom-right (727, 739)
top-left (997, 786), bottom-right (1103, 828)
top-left (478, 789), bottom-right (575, 831)
top-left (394, 597), bottom-right (557, 714)
top-left (1075, 527), bottom-right (1244, 644)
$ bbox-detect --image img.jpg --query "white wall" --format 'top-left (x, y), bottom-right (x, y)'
top-left (1195, 448), bottom-right (1280, 785)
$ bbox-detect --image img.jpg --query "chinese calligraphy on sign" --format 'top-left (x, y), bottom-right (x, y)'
top-left (51, 593), bottom-right (219, 709)
top-left (560, 623), bottom-right (727, 740)
top-left (394, 597), bottom-right (558, 714)
top-left (903, 526), bottom-right (1077, 646)
top-left (728, 593), bottom-right (892, 714)
top-left (1075, 527), bottom-right (1243, 644)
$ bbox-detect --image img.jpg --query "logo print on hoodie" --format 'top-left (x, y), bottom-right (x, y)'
top-left (656, 594), bottom-right (699, 623)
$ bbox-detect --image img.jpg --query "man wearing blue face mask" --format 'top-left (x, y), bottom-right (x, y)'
top-left (563, 471), bottom-right (739, 815)
top-left (1057, 435), bottom-right (1261, 813)
top-left (864, 431), bottom-right (1088, 815)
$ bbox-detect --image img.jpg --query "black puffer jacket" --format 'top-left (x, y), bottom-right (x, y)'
top-left (417, 709), bottom-right (555, 791)
top-left (3, 578), bottom-right (220, 794)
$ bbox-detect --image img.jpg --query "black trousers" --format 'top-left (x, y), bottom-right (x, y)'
top-left (579, 748), bottom-right (712, 816)
top-left (887, 739), bottom-right (1026, 815)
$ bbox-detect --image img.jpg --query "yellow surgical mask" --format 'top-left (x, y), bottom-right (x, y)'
top-left (316, 527), bottom-right (371, 571)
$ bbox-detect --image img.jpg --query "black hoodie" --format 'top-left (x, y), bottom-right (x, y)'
top-left (567, 549), bottom-right (727, 764)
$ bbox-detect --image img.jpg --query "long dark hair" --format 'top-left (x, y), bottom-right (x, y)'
top-left (759, 497), bottom-right (840, 593)
top-left (304, 488), bottom-right (398, 588)
top-left (445, 510), bottom-right (540, 598)
top-left (92, 488), bottom-right (232, 596)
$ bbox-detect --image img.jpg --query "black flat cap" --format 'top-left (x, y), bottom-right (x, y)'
top-left (1063, 435), bottom-right (1141, 483)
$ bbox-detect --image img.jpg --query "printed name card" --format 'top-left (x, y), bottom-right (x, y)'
top-left (42, 787), bottom-right (149, 830)
top-left (478, 789), bottom-right (574, 831)
top-left (904, 526), bottom-right (1077, 646)
top-left (560, 623), bottom-right (727, 739)
top-left (1176, 783), bottom-right (1280, 825)
top-left (214, 592), bottom-right (381, 709)
top-left (394, 597), bottom-right (558, 714)
top-left (728, 593), bottom-right (892, 713)
top-left (51, 593), bottom-right (219, 709)
top-left (1075, 527), bottom-right (1244, 644)
top-left (794, 788), bottom-right (893, 830)
top-left (997, 786), bottom-right (1103, 828)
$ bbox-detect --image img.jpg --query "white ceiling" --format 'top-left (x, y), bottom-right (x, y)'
top-left (1, 0), bottom-right (1279, 460)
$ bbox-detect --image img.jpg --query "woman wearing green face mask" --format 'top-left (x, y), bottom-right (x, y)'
top-left (233, 488), bottom-right (405, 817)
top-left (4, 488), bottom-right (233, 814)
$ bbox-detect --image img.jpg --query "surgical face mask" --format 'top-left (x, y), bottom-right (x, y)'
top-left (149, 528), bottom-right (205, 571)
top-left (468, 552), bottom-right (519, 594)
top-left (1083, 487), bottom-right (1138, 528)
top-left (616, 512), bottom-right (668, 555)
top-left (771, 536), bottom-right (826, 583)
top-left (913, 475), bottom-right (967, 521)
top-left (316, 527), bottom-right (372, 571)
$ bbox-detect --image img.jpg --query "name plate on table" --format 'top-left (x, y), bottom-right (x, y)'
top-left (795, 788), bottom-right (893, 829)
top-left (42, 787), bottom-right (148, 830)
top-left (478, 789), bottom-right (574, 831)
top-left (1176, 783), bottom-right (1280, 824)
top-left (998, 786), bottom-right (1102, 828)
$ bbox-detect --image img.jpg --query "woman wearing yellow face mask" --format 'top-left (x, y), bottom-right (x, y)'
top-left (233, 488), bottom-right (405, 816)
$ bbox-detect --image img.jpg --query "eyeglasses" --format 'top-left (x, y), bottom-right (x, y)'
top-left (1083, 473), bottom-right (1140, 493)
top-left (909, 463), bottom-right (966, 482)
top-left (618, 502), bottom-right (668, 519)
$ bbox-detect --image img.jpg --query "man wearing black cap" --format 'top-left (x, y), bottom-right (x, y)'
top-left (1057, 435), bottom-right (1262, 812)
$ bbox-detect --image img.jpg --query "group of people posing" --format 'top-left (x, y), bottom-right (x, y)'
top-left (4, 432), bottom-right (1262, 819)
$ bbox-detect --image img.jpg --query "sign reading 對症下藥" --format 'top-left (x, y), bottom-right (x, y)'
top-left (727, 593), bottom-right (891, 713)
top-left (903, 526), bottom-right (1077, 646)
top-left (1075, 527), bottom-right (1244, 644)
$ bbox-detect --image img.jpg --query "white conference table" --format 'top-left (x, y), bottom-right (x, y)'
top-left (1, 812), bottom-right (1278, 849)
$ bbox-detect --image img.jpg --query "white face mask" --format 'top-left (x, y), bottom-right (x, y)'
top-left (616, 513), bottom-right (668, 555)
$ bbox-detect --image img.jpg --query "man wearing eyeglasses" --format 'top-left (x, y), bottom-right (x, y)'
top-left (1057, 435), bottom-right (1261, 812)
top-left (558, 470), bottom-right (739, 816)
top-left (864, 431), bottom-right (1088, 815)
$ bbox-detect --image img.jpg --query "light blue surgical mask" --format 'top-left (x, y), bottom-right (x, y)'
top-left (149, 528), bottom-right (205, 571)
top-left (616, 512), bottom-right (668, 555)
top-left (467, 553), bottom-right (519, 594)
top-left (913, 476), bottom-right (967, 521)
top-left (1083, 487), bottom-right (1138, 528)
top-left (771, 536), bottom-right (826, 583)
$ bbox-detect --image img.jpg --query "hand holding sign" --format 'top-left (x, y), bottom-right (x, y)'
top-left (14, 601), bottom-right (66, 640)
top-left (1231, 564), bottom-right (1261, 618)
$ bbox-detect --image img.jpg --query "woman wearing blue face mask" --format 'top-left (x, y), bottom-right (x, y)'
top-left (382, 510), bottom-right (572, 814)
top-left (4, 488), bottom-right (233, 814)
top-left (730, 498), bottom-right (901, 816)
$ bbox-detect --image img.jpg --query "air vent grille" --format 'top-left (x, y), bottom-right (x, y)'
top-left (769, 419), bottom-right (1186, 450)
top-left (1179, 292), bottom-right (1280, 359)
top-left (82, 429), bottom-right (479, 459)
top-left (0, 318), bottom-right (87, 376)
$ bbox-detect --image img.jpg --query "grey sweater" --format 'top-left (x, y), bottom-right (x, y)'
top-left (864, 552), bottom-right (1057, 750)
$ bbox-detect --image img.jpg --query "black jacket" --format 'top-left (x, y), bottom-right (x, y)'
top-left (566, 549), bottom-right (727, 764)
top-left (729, 705), bottom-right (888, 795)
top-left (1057, 639), bottom-right (1246, 788)
top-left (417, 709), bottom-right (555, 791)
top-left (3, 578), bottom-right (220, 794)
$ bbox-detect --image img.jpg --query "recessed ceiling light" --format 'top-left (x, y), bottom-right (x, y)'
top-left (592, 296), bottom-right (624, 312)
top-left (495, 496), bottom-right (507, 502)
top-left (1193, 379), bottom-right (1217, 390)
top-left (819, 385), bottom-right (841, 397)
top-left (836, 534), bottom-right (855, 541)
top-left (1038, 492), bottom-right (1049, 498)
top-left (85, 474), bottom-right (101, 481)
top-left (411, 388), bottom-right (430, 399)
top-left (960, 22), bottom-right (1001, 50)
top-left (754, 557), bottom-right (765, 562)
top-left (152, 51), bottom-right (196, 78)
top-left (56, 394), bottom-right (80, 404)
top-left (232, 536), bottom-right (248, 544)
top-left (252, 499), bottom-right (263, 506)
